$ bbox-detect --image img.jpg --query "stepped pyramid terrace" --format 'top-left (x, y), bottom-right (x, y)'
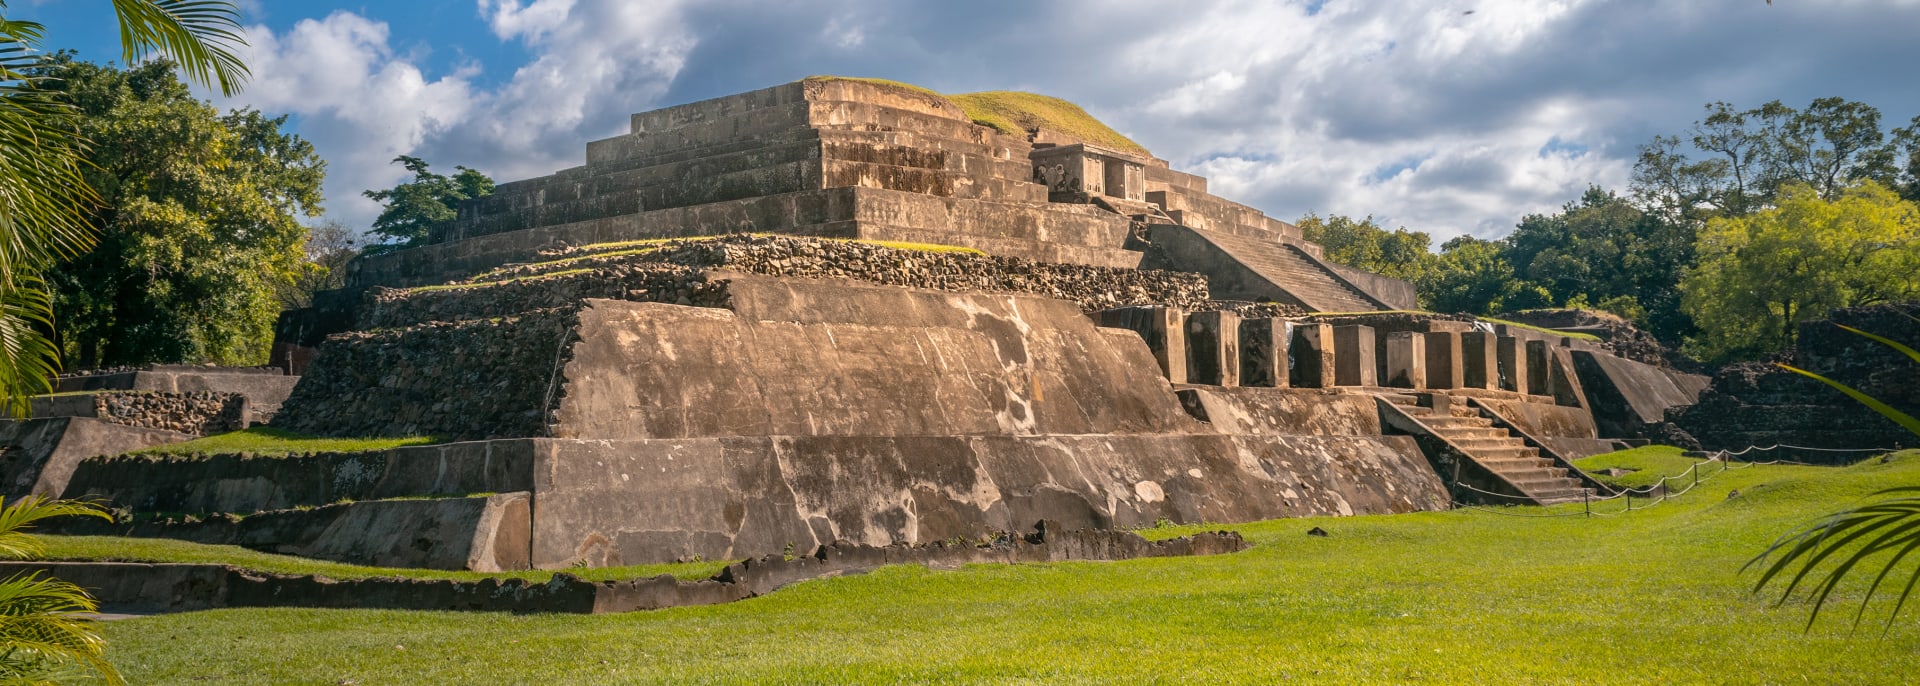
top-left (3, 77), bottom-right (1717, 583)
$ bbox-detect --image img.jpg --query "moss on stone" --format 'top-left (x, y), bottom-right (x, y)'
top-left (130, 427), bottom-right (438, 458)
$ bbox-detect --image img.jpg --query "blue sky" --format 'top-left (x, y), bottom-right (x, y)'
top-left (17, 1), bottom-right (1920, 242)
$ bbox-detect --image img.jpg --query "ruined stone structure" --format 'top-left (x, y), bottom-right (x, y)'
top-left (37, 78), bottom-right (1716, 574)
top-left (1672, 303), bottom-right (1920, 462)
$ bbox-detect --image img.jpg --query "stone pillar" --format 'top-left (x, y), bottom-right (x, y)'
top-left (1333, 325), bottom-right (1377, 387)
top-left (1384, 331), bottom-right (1426, 389)
top-left (1097, 306), bottom-right (1188, 384)
top-left (1186, 311), bottom-right (1241, 386)
top-left (1290, 323), bottom-right (1336, 389)
top-left (1524, 340), bottom-right (1553, 396)
top-left (1239, 318), bottom-right (1289, 388)
top-left (1496, 336), bottom-right (1527, 393)
top-left (1460, 331), bottom-right (1498, 390)
top-left (1423, 331), bottom-right (1463, 390)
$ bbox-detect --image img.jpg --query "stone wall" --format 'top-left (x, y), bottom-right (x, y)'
top-left (93, 391), bottom-right (248, 435)
top-left (271, 308), bottom-right (582, 440)
top-left (1672, 303), bottom-right (1920, 460)
top-left (362, 235), bottom-right (1210, 330)
top-left (5, 524), bottom-right (1246, 614)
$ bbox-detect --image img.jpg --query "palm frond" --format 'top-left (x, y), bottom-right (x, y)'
top-left (1747, 487), bottom-right (1920, 632)
top-left (108, 0), bottom-right (249, 96)
top-left (0, 497), bottom-right (108, 561)
top-left (0, 572), bottom-right (122, 685)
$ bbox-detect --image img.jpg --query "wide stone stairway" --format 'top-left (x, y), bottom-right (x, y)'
top-left (1383, 394), bottom-right (1592, 505)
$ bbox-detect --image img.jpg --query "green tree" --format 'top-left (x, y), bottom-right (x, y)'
top-left (1296, 212), bottom-right (1433, 282)
top-left (1681, 181), bottom-right (1920, 361)
top-left (0, 0), bottom-right (247, 411)
top-left (43, 57), bottom-right (321, 368)
top-left (363, 156), bottom-right (493, 249)
top-left (1417, 236), bottom-right (1551, 315)
top-left (1505, 187), bottom-right (1696, 340)
top-left (0, 497), bottom-right (117, 684)
top-left (1633, 98), bottom-right (1903, 223)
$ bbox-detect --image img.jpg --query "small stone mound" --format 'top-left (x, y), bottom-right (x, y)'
top-left (1496, 309), bottom-right (1697, 371)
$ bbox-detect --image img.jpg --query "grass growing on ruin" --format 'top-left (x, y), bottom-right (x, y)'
top-left (409, 268), bottom-right (595, 293)
top-left (103, 451), bottom-right (1920, 684)
top-left (128, 427), bottom-right (439, 457)
top-left (1575, 445), bottom-right (1703, 489)
top-left (950, 91), bottom-right (1150, 157)
top-left (37, 536), bottom-right (729, 583)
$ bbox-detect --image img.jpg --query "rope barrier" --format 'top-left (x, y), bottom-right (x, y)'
top-left (1450, 444), bottom-right (1897, 518)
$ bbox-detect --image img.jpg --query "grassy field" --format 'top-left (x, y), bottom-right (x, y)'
top-left (1574, 445), bottom-right (1702, 489)
top-left (99, 450), bottom-right (1920, 684)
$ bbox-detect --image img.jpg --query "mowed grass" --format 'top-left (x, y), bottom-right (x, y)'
top-left (128, 427), bottom-right (438, 457)
top-left (1575, 445), bottom-right (1704, 489)
top-left (38, 536), bottom-right (729, 583)
top-left (103, 451), bottom-right (1920, 684)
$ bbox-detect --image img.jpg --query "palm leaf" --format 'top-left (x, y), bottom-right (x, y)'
top-left (0, 572), bottom-right (122, 685)
top-left (1778, 364), bottom-right (1920, 437)
top-left (107, 0), bottom-right (249, 96)
top-left (1747, 487), bottom-right (1920, 632)
top-left (0, 497), bottom-right (108, 561)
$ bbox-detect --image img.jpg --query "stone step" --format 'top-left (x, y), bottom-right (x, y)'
top-left (470, 139), bottom-right (826, 218)
top-left (821, 159), bottom-right (1049, 204)
top-left (1448, 436), bottom-right (1531, 452)
top-left (443, 161), bottom-right (820, 240)
top-left (854, 225), bottom-right (1144, 270)
top-left (587, 101), bottom-right (817, 163)
top-left (1419, 416), bottom-right (1494, 429)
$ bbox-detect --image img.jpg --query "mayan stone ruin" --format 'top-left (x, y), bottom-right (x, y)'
top-left (8, 76), bottom-right (1778, 579)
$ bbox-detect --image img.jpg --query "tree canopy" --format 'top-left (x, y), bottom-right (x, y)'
top-left (1681, 181), bottom-right (1920, 361)
top-left (43, 57), bottom-right (323, 368)
top-left (363, 155), bottom-right (493, 249)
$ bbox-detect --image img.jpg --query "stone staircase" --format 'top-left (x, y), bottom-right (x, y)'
top-left (1383, 395), bottom-right (1592, 505)
top-left (1186, 227), bottom-right (1384, 313)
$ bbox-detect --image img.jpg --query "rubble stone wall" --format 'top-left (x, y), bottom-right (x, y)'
top-left (93, 392), bottom-right (247, 435)
top-left (271, 308), bottom-right (582, 440)
top-left (362, 236), bottom-right (1210, 330)
top-left (1672, 303), bottom-right (1920, 460)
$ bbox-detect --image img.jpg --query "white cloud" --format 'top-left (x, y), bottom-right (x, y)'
top-left (213, 12), bottom-right (477, 227)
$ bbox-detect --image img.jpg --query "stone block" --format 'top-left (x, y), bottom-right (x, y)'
top-left (1525, 340), bottom-right (1553, 396)
top-left (1497, 336), bottom-right (1527, 393)
top-left (1384, 331), bottom-right (1426, 389)
top-left (1290, 324), bottom-right (1336, 389)
top-left (1238, 318), bottom-right (1288, 388)
top-left (1333, 325), bottom-right (1378, 387)
top-left (1423, 331), bottom-right (1463, 390)
top-left (1460, 331), bottom-right (1498, 390)
top-left (1186, 311), bottom-right (1241, 386)
top-left (1098, 306), bottom-right (1188, 384)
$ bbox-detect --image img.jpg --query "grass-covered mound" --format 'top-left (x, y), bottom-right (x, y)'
top-left (949, 91), bottom-right (1150, 157)
top-left (102, 451), bottom-right (1920, 683)
top-left (1575, 445), bottom-right (1705, 489)
top-left (802, 75), bottom-right (1150, 157)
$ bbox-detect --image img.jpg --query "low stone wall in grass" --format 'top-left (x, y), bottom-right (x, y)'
top-left (8, 522), bottom-right (1248, 614)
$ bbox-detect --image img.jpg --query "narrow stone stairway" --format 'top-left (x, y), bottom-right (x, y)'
top-left (1385, 396), bottom-right (1592, 505)
top-left (1186, 226), bottom-right (1384, 313)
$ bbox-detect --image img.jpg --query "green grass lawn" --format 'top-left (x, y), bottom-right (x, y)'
top-left (101, 451), bottom-right (1920, 684)
top-left (1574, 445), bottom-right (1705, 489)
top-left (127, 427), bottom-right (438, 457)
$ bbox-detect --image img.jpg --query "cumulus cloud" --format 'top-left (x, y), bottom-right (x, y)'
top-left (216, 0), bottom-right (1920, 243)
